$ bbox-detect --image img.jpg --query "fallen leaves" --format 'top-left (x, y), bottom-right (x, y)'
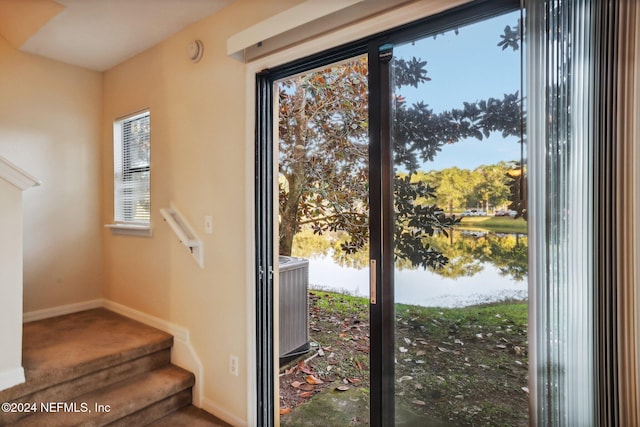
top-left (281, 291), bottom-right (529, 425)
top-left (300, 364), bottom-right (316, 375)
top-left (290, 380), bottom-right (315, 391)
top-left (286, 360), bottom-right (315, 376)
top-left (279, 407), bottom-right (291, 415)
top-left (305, 375), bottom-right (324, 385)
top-left (282, 292), bottom-right (374, 417)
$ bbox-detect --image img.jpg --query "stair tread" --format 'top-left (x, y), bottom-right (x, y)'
top-left (147, 405), bottom-right (233, 427)
top-left (8, 365), bottom-right (194, 427)
top-left (1, 308), bottom-right (173, 402)
top-left (0, 350), bottom-right (171, 425)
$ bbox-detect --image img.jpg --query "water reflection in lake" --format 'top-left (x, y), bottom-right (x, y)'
top-left (305, 231), bottom-right (528, 308)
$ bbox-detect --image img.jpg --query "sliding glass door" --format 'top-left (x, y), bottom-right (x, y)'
top-left (366, 2), bottom-right (525, 425)
top-left (388, 11), bottom-right (528, 425)
top-left (257, 2), bottom-right (537, 426)
top-left (369, 4), bottom-right (527, 425)
top-left (258, 0), bottom-right (636, 424)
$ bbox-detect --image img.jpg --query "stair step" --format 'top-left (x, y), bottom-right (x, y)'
top-left (106, 389), bottom-right (192, 427)
top-left (8, 365), bottom-right (195, 427)
top-left (0, 309), bottom-right (173, 403)
top-left (147, 405), bottom-right (233, 427)
top-left (0, 349), bottom-right (171, 425)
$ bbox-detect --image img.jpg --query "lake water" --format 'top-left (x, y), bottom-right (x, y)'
top-left (305, 233), bottom-right (528, 308)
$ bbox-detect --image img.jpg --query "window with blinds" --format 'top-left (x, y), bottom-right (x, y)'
top-left (113, 111), bottom-right (150, 224)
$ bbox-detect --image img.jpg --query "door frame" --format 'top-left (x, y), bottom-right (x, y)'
top-left (252, 1), bottom-right (520, 425)
top-left (254, 42), bottom-right (369, 427)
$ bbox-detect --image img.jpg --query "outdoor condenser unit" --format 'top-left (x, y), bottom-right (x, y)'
top-left (278, 256), bottom-right (310, 358)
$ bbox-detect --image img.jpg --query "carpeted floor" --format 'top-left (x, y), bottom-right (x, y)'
top-left (0, 308), bottom-right (232, 426)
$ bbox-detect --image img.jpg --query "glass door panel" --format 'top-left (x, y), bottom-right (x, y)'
top-left (276, 56), bottom-right (372, 426)
top-left (389, 11), bottom-right (528, 426)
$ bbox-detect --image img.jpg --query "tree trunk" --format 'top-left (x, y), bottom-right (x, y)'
top-left (279, 80), bottom-right (307, 256)
top-left (280, 170), bottom-right (303, 255)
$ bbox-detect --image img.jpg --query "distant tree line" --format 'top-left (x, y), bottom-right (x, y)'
top-left (410, 161), bottom-right (518, 215)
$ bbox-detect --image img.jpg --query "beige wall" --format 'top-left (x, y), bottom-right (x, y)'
top-left (101, 1), bottom-right (301, 424)
top-left (0, 35), bottom-right (103, 313)
top-left (0, 0), bottom-right (473, 422)
top-left (101, 1), bottom-right (474, 424)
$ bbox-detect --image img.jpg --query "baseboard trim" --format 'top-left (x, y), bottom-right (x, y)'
top-left (102, 300), bottom-right (189, 342)
top-left (202, 397), bottom-right (247, 427)
top-left (23, 299), bottom-right (103, 323)
top-left (0, 366), bottom-right (25, 392)
top-left (101, 299), bottom-right (203, 406)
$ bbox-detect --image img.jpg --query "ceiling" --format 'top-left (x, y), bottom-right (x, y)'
top-left (0, 0), bottom-right (234, 71)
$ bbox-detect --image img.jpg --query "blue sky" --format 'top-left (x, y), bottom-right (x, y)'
top-left (394, 10), bottom-right (522, 171)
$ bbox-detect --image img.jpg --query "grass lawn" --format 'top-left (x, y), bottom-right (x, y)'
top-left (458, 216), bottom-right (527, 234)
top-left (280, 291), bottom-right (529, 426)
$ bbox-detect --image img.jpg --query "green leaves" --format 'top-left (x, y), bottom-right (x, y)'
top-left (278, 59), bottom-right (370, 256)
top-left (497, 20), bottom-right (521, 51)
top-left (278, 35), bottom-right (523, 270)
top-left (393, 93), bottom-right (522, 170)
top-left (393, 57), bottom-right (430, 88)
top-left (394, 174), bottom-right (459, 269)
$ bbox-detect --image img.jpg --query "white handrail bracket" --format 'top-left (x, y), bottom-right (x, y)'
top-left (160, 203), bottom-right (204, 268)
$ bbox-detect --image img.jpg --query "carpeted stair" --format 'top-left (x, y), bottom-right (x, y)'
top-left (0, 308), bottom-right (229, 426)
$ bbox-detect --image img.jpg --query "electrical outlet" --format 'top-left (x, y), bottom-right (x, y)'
top-left (229, 354), bottom-right (239, 376)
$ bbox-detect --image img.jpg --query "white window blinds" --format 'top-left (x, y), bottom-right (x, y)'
top-left (527, 0), bottom-right (596, 424)
top-left (113, 111), bottom-right (150, 224)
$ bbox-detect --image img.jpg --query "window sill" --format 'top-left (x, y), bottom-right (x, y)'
top-left (105, 223), bottom-right (152, 237)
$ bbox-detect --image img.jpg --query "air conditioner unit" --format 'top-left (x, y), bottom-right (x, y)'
top-left (278, 256), bottom-right (310, 358)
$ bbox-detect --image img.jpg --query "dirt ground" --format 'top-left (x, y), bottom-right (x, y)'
top-left (279, 291), bottom-right (528, 427)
